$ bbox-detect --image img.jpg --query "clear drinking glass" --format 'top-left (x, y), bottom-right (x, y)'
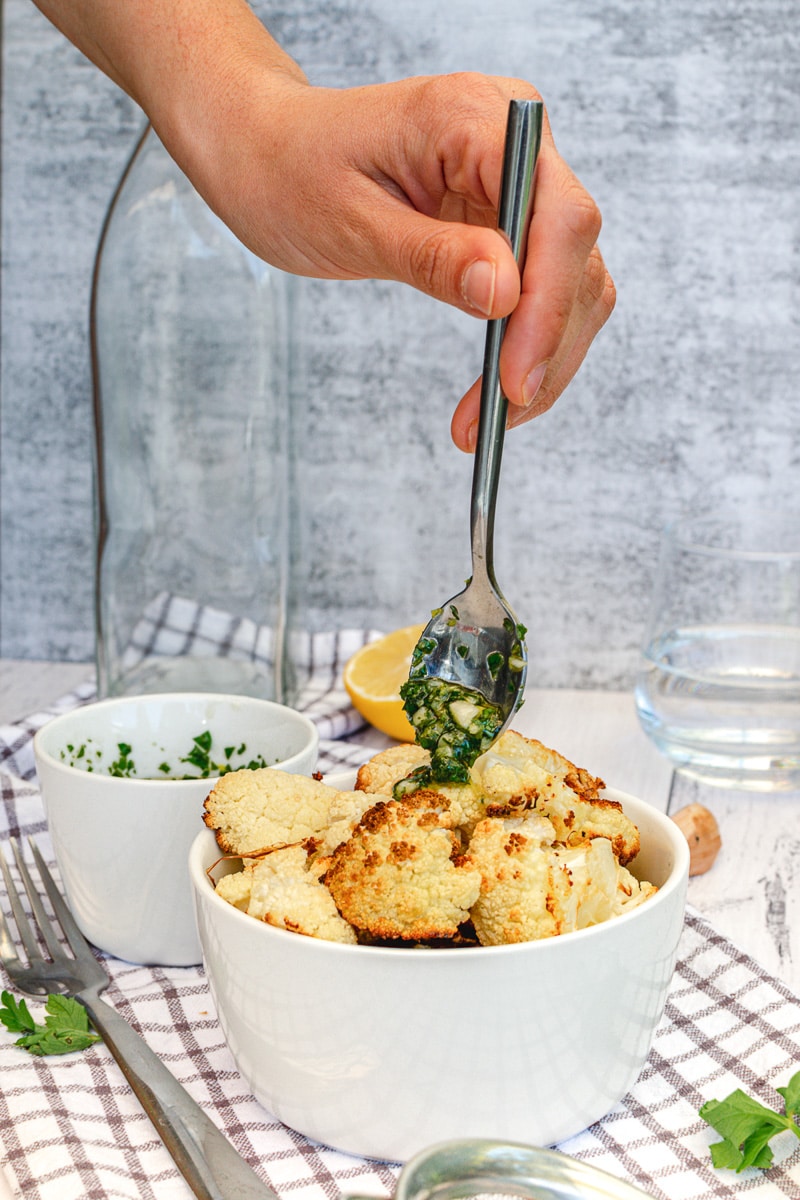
top-left (635, 508), bottom-right (800, 790)
top-left (91, 125), bottom-right (293, 700)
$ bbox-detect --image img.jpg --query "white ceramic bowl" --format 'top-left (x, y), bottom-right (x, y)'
top-left (190, 786), bottom-right (689, 1161)
top-left (34, 693), bottom-right (318, 966)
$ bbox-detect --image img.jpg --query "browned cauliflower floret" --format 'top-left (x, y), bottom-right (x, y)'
top-left (614, 865), bottom-right (658, 914)
top-left (215, 845), bottom-right (357, 944)
top-left (246, 846), bottom-right (357, 943)
top-left (468, 813), bottom-right (572, 944)
top-left (355, 744), bottom-right (430, 794)
top-left (314, 789), bottom-right (383, 856)
top-left (355, 743), bottom-right (483, 831)
top-left (553, 839), bottom-right (630, 928)
top-left (472, 731), bottom-right (639, 865)
top-left (537, 785), bottom-right (639, 866)
top-left (324, 791), bottom-right (481, 940)
top-left (204, 768), bottom-right (377, 856)
top-left (469, 815), bottom-right (645, 946)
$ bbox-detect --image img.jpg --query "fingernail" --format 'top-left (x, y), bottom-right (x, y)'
top-left (465, 419), bottom-right (479, 452)
top-left (522, 362), bottom-right (548, 407)
top-left (462, 259), bottom-right (496, 317)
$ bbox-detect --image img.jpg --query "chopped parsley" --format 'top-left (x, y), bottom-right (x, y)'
top-left (176, 732), bottom-right (270, 779)
top-left (108, 742), bottom-right (136, 777)
top-left (59, 732), bottom-right (273, 780)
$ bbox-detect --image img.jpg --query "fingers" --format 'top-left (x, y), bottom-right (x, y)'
top-left (172, 59), bottom-right (614, 448)
top-left (451, 376), bottom-right (484, 453)
top-left (411, 84), bottom-right (614, 449)
top-left (450, 244), bottom-right (615, 452)
top-left (506, 246), bottom-right (616, 428)
top-left (449, 134), bottom-right (615, 451)
top-left (370, 206), bottom-right (524, 318)
top-left (332, 73), bottom-right (539, 318)
top-left (499, 147), bottom-right (610, 409)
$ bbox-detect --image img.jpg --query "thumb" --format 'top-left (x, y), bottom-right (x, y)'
top-left (379, 208), bottom-right (522, 319)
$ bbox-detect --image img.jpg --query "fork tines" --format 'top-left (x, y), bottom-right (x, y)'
top-left (0, 838), bottom-right (98, 997)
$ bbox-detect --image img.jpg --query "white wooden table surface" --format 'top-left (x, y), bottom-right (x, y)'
top-left (2, 658), bottom-right (799, 999)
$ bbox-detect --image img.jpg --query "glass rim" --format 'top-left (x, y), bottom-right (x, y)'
top-left (665, 508), bottom-right (800, 562)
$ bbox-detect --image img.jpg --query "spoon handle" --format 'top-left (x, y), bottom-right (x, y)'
top-left (470, 99), bottom-right (543, 590)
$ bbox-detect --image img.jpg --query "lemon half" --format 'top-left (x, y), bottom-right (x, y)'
top-left (342, 624), bottom-right (425, 742)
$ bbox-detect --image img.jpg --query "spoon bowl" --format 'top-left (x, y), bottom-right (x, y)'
top-left (411, 573), bottom-right (526, 727)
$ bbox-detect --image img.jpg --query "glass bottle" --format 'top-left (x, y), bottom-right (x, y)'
top-left (91, 124), bottom-right (293, 700)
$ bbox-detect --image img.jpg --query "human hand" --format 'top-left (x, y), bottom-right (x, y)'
top-left (37, 0), bottom-right (613, 448)
top-left (177, 68), bottom-right (614, 450)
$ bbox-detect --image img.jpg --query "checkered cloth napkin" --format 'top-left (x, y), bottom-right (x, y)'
top-left (2, 636), bottom-right (800, 1198)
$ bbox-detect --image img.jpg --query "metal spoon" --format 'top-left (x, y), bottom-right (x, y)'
top-left (376, 1137), bottom-right (656, 1200)
top-left (406, 99), bottom-right (542, 734)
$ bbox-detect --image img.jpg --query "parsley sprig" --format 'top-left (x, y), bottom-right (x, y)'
top-left (0, 989), bottom-right (101, 1056)
top-left (700, 1071), bottom-right (800, 1172)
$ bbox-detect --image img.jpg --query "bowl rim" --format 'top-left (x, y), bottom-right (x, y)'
top-left (33, 692), bottom-right (319, 787)
top-left (190, 785), bottom-right (689, 959)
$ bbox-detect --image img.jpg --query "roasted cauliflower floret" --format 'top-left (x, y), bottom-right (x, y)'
top-left (204, 768), bottom-right (386, 856)
top-left (474, 729), bottom-right (604, 810)
top-left (469, 813), bottom-right (572, 945)
top-left (469, 815), bottom-right (641, 946)
top-left (314, 789), bottom-right (383, 856)
top-left (473, 731), bottom-right (639, 864)
top-left (536, 784), bottom-right (639, 866)
top-left (356, 744), bottom-right (485, 832)
top-left (214, 869), bottom-right (252, 911)
top-left (216, 845), bottom-right (357, 944)
top-left (246, 845), bottom-right (357, 944)
top-left (614, 865), bottom-right (658, 914)
top-left (324, 791), bottom-right (481, 940)
top-left (356, 744), bottom-right (430, 794)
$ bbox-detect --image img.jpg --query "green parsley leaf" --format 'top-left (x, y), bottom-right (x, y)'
top-left (0, 990), bottom-right (101, 1057)
top-left (700, 1074), bottom-right (800, 1172)
top-left (708, 1134), bottom-right (773, 1172)
top-left (0, 990), bottom-right (36, 1034)
top-left (777, 1073), bottom-right (800, 1119)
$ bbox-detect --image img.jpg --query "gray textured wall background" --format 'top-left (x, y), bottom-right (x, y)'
top-left (1, 0), bottom-right (799, 688)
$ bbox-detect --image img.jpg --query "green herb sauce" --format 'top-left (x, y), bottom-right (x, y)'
top-left (396, 676), bottom-right (504, 792)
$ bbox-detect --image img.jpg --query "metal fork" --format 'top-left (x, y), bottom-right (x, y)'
top-left (0, 837), bottom-right (280, 1200)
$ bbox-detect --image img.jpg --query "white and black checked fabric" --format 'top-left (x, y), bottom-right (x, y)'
top-left (120, 592), bottom-right (281, 675)
top-left (2, 633), bottom-right (800, 1197)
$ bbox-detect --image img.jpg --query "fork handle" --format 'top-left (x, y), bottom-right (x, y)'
top-left (78, 992), bottom-right (279, 1200)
